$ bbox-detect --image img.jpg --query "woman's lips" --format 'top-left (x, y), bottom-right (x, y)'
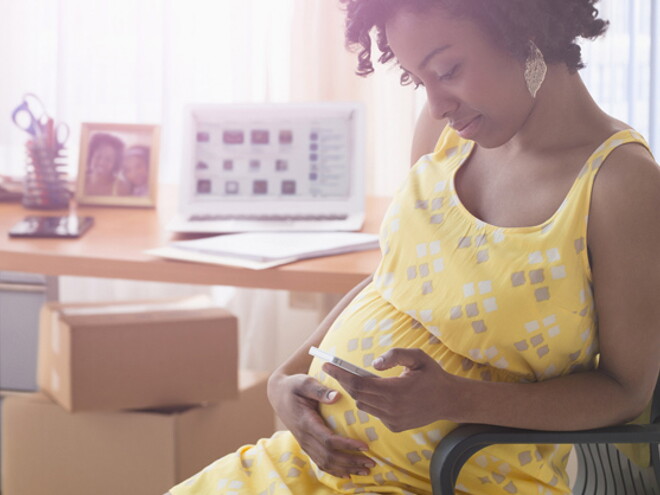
top-left (452, 116), bottom-right (482, 140)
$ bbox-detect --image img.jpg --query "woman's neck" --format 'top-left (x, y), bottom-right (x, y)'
top-left (500, 65), bottom-right (613, 156)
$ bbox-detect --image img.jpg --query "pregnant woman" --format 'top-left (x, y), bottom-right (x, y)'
top-left (169, 1), bottom-right (660, 493)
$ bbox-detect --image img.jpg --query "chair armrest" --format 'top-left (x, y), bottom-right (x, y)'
top-left (430, 423), bottom-right (660, 495)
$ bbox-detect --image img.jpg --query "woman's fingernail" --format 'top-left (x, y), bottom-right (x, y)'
top-left (373, 357), bottom-right (384, 368)
top-left (326, 390), bottom-right (338, 401)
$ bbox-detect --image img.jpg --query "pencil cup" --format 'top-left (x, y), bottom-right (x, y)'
top-left (23, 138), bottom-right (71, 210)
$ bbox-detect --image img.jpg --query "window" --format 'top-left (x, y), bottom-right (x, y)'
top-left (581, 0), bottom-right (659, 152)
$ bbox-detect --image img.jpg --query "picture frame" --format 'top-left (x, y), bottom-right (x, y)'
top-left (76, 123), bottom-right (160, 207)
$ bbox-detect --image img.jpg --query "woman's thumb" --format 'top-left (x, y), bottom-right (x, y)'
top-left (300, 377), bottom-right (341, 403)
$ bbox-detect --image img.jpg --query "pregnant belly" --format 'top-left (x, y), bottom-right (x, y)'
top-left (307, 283), bottom-right (457, 480)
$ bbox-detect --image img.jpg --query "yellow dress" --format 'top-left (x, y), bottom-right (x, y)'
top-left (171, 127), bottom-right (651, 495)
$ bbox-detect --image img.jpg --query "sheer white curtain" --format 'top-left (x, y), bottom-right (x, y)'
top-left (0, 0), bottom-right (418, 192)
top-left (1, 0), bottom-right (656, 189)
top-left (288, 1), bottom-right (423, 193)
top-left (580, 0), bottom-right (658, 153)
top-left (652, 1), bottom-right (660, 151)
top-left (1, 0), bottom-right (297, 181)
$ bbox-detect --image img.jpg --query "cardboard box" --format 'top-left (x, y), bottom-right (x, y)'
top-left (37, 299), bottom-right (239, 412)
top-left (0, 390), bottom-right (31, 493)
top-left (2, 372), bottom-right (275, 495)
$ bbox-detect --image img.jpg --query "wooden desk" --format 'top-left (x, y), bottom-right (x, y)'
top-left (0, 195), bottom-right (389, 294)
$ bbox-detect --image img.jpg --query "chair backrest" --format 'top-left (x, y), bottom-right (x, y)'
top-left (573, 375), bottom-right (660, 495)
top-left (652, 374), bottom-right (660, 424)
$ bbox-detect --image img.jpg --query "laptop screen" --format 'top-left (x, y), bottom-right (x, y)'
top-left (189, 105), bottom-right (358, 202)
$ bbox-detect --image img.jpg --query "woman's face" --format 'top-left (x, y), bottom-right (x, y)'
top-left (90, 144), bottom-right (118, 179)
top-left (385, 6), bottom-right (533, 148)
top-left (123, 155), bottom-right (149, 186)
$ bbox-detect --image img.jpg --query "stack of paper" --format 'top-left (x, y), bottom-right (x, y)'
top-left (146, 232), bottom-right (380, 270)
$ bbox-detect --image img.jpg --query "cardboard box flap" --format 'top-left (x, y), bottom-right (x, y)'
top-left (59, 306), bottom-right (234, 327)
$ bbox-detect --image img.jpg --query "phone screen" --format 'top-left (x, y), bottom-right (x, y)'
top-left (8, 215), bottom-right (94, 239)
top-left (309, 346), bottom-right (377, 378)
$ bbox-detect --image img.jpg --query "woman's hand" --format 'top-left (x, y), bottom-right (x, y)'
top-left (322, 348), bottom-right (459, 432)
top-left (267, 372), bottom-right (376, 478)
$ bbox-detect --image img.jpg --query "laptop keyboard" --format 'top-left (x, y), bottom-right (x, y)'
top-left (189, 214), bottom-right (349, 222)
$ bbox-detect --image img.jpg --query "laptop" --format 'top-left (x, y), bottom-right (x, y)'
top-left (168, 102), bottom-right (366, 234)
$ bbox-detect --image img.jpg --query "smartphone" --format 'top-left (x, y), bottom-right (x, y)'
top-left (8, 215), bottom-right (94, 239)
top-left (309, 346), bottom-right (377, 378)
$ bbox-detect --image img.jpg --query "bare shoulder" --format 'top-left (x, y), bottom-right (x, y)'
top-left (590, 141), bottom-right (660, 233)
top-left (595, 139), bottom-right (659, 182)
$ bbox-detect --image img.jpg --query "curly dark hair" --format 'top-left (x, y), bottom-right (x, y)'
top-left (87, 132), bottom-right (125, 174)
top-left (340, 0), bottom-right (609, 84)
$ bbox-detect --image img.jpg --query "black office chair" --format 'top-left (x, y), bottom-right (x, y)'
top-left (430, 376), bottom-right (660, 494)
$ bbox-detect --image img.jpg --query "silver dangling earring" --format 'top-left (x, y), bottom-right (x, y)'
top-left (524, 40), bottom-right (547, 98)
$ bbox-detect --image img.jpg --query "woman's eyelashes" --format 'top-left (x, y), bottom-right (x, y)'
top-left (436, 64), bottom-right (459, 82)
top-left (405, 64), bottom-right (460, 90)
top-left (400, 68), bottom-right (422, 88)
top-left (403, 71), bottom-right (424, 89)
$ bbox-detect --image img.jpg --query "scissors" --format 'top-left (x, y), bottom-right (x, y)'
top-left (11, 93), bottom-right (69, 149)
top-left (11, 93), bottom-right (49, 139)
top-left (44, 118), bottom-right (70, 151)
